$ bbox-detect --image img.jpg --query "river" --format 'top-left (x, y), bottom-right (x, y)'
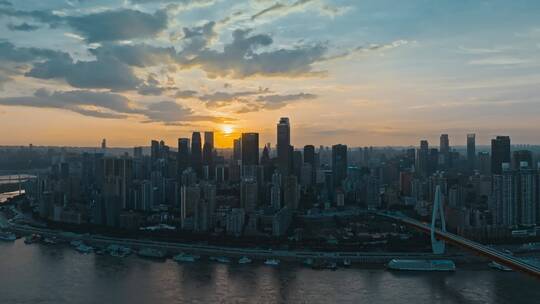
top-left (0, 240), bottom-right (539, 303)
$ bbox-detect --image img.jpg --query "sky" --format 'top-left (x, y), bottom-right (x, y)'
top-left (0, 0), bottom-right (539, 148)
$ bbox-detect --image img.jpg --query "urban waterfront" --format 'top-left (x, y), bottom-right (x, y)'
top-left (0, 240), bottom-right (539, 304)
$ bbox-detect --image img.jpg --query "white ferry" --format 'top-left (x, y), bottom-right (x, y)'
top-left (488, 261), bottom-right (512, 272)
top-left (75, 243), bottom-right (94, 254)
top-left (387, 259), bottom-right (456, 272)
top-left (238, 256), bottom-right (252, 264)
top-left (173, 253), bottom-right (198, 263)
top-left (264, 259), bottom-right (280, 266)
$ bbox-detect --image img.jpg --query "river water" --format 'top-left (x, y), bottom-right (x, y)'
top-left (0, 240), bottom-right (539, 303)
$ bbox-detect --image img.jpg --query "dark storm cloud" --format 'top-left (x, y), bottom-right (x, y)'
top-left (7, 22), bottom-right (39, 31)
top-left (0, 7), bottom-right (167, 42)
top-left (0, 41), bottom-right (68, 63)
top-left (66, 9), bottom-right (168, 42)
top-left (0, 88), bottom-right (137, 119)
top-left (26, 55), bottom-right (142, 91)
top-left (89, 43), bottom-right (176, 68)
top-left (0, 88), bottom-right (234, 124)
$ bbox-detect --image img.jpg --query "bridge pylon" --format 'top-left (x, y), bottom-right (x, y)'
top-left (431, 185), bottom-right (446, 254)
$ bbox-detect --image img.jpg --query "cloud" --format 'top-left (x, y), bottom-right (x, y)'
top-left (89, 43), bottom-right (177, 67)
top-left (236, 92), bottom-right (316, 113)
top-left (0, 41), bottom-right (68, 63)
top-left (7, 22), bottom-right (39, 31)
top-left (142, 100), bottom-right (234, 123)
top-left (250, 0), bottom-right (349, 20)
top-left (468, 56), bottom-right (526, 66)
top-left (0, 7), bottom-right (167, 42)
top-left (321, 40), bottom-right (410, 62)
top-left (175, 90), bottom-right (198, 98)
top-left (26, 54), bottom-right (142, 91)
top-left (0, 88), bottom-right (233, 124)
top-left (180, 29), bottom-right (328, 78)
top-left (199, 88), bottom-right (269, 107)
top-left (0, 1), bottom-right (11, 6)
top-left (66, 9), bottom-right (168, 42)
top-left (0, 88), bottom-right (138, 118)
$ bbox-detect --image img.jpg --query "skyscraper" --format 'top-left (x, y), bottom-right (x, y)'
top-left (177, 138), bottom-right (190, 174)
top-left (151, 140), bottom-right (160, 161)
top-left (191, 132), bottom-right (202, 177)
top-left (439, 134), bottom-right (449, 167)
top-left (512, 150), bottom-right (533, 170)
top-left (303, 145), bottom-right (315, 167)
top-left (241, 133), bottom-right (259, 166)
top-left (491, 136), bottom-right (510, 175)
top-left (202, 131), bottom-right (214, 178)
top-left (416, 140), bottom-right (429, 176)
top-left (332, 144), bottom-right (348, 187)
top-left (233, 138), bottom-right (242, 162)
top-left (467, 133), bottom-right (476, 170)
top-left (277, 117), bottom-right (292, 175)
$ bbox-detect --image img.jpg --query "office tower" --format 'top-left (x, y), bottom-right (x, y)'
top-left (203, 131), bottom-right (214, 168)
top-left (226, 208), bottom-right (245, 236)
top-left (233, 138), bottom-right (242, 162)
top-left (332, 144), bottom-right (348, 187)
top-left (467, 134), bottom-right (476, 170)
top-left (151, 140), bottom-right (160, 161)
top-left (300, 163), bottom-right (313, 187)
top-left (366, 175), bottom-right (381, 210)
top-left (101, 139), bottom-right (107, 149)
top-left (512, 150), bottom-right (533, 170)
top-left (491, 136), bottom-right (510, 175)
top-left (303, 145), bottom-right (315, 167)
top-left (277, 117), bottom-right (292, 175)
top-left (241, 177), bottom-right (258, 212)
top-left (478, 152), bottom-right (490, 175)
top-left (271, 184), bottom-right (281, 210)
top-left (241, 133), bottom-right (259, 166)
top-left (416, 140), bottom-right (429, 176)
top-left (133, 146), bottom-right (143, 159)
top-left (517, 162), bottom-right (537, 226)
top-left (492, 163), bottom-right (517, 227)
top-left (429, 148), bottom-right (439, 174)
top-left (191, 132), bottom-right (202, 177)
top-left (283, 175), bottom-right (299, 210)
top-left (439, 134), bottom-right (449, 166)
top-left (293, 150), bottom-right (303, 179)
top-left (177, 138), bottom-right (190, 174)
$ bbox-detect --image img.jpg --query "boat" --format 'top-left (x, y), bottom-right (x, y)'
top-left (138, 248), bottom-right (166, 259)
top-left (303, 258), bottom-right (314, 266)
top-left (238, 256), bottom-right (252, 264)
top-left (173, 253), bottom-right (198, 263)
top-left (75, 243), bottom-right (94, 254)
top-left (386, 259), bottom-right (456, 272)
top-left (488, 261), bottom-right (512, 272)
top-left (210, 256), bottom-right (231, 263)
top-left (107, 244), bottom-right (132, 257)
top-left (24, 234), bottom-right (41, 244)
top-left (70, 240), bottom-right (83, 247)
top-left (342, 259), bottom-right (352, 267)
top-left (43, 237), bottom-right (58, 245)
top-left (311, 260), bottom-right (337, 270)
top-left (0, 231), bottom-right (16, 241)
top-left (264, 259), bottom-right (280, 266)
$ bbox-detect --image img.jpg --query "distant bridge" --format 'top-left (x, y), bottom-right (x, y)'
top-left (378, 186), bottom-right (540, 280)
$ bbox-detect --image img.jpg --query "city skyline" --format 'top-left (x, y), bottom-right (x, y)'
top-left (1, 1), bottom-right (540, 147)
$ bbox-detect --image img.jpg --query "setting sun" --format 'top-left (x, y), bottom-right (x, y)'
top-left (222, 125), bottom-right (234, 135)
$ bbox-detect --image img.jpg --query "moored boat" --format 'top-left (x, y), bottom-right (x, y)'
top-left (387, 259), bottom-right (455, 272)
top-left (75, 243), bottom-right (93, 254)
top-left (138, 248), bottom-right (166, 259)
top-left (488, 261), bottom-right (512, 271)
top-left (264, 259), bottom-right (280, 266)
top-left (238, 256), bottom-right (252, 264)
top-left (173, 253), bottom-right (198, 263)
